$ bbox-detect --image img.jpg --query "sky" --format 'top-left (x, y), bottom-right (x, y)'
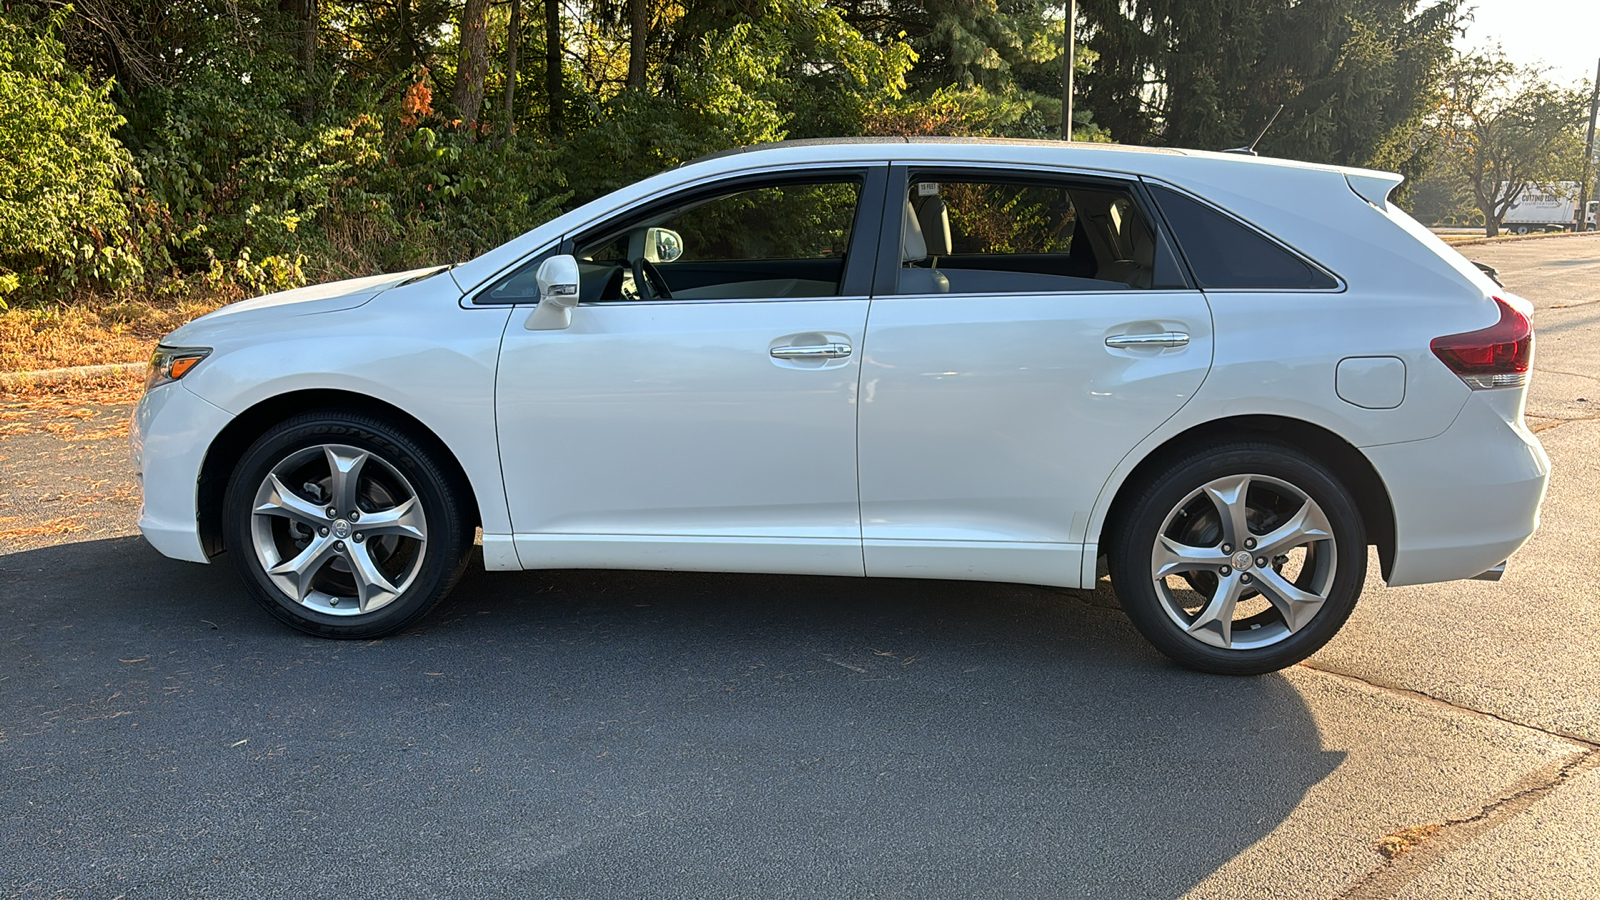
top-left (1458, 0), bottom-right (1600, 86)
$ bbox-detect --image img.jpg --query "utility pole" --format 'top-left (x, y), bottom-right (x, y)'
top-left (1062, 0), bottom-right (1075, 141)
top-left (1580, 58), bottom-right (1600, 231)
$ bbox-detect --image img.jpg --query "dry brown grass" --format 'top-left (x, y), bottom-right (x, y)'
top-left (0, 285), bottom-right (237, 374)
top-left (1375, 823), bottom-right (1441, 859)
top-left (0, 517), bottom-right (84, 539)
top-left (0, 369), bottom-right (147, 416)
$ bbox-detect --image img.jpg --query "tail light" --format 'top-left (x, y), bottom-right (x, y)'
top-left (1430, 297), bottom-right (1532, 390)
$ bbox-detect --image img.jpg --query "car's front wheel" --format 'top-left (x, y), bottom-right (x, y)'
top-left (1108, 442), bottom-right (1365, 675)
top-left (222, 410), bottom-right (472, 638)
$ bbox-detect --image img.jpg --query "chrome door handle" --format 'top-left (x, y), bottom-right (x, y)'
top-left (771, 343), bottom-right (852, 360)
top-left (1105, 332), bottom-right (1190, 349)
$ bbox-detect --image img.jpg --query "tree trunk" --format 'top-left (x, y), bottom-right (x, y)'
top-left (503, 0), bottom-right (521, 140)
top-left (398, 0), bottom-right (416, 71)
top-left (626, 0), bottom-right (647, 89)
top-left (545, 0), bottom-right (563, 132)
top-left (301, 0), bottom-right (316, 79)
top-left (279, 0), bottom-right (317, 121)
top-left (451, 0), bottom-right (491, 133)
top-left (1475, 182), bottom-right (1499, 237)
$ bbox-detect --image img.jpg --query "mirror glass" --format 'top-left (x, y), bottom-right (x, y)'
top-left (644, 227), bottom-right (684, 263)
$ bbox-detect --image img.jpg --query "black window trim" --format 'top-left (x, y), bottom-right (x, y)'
top-left (1140, 177), bottom-right (1347, 294)
top-left (871, 163), bottom-right (1195, 298)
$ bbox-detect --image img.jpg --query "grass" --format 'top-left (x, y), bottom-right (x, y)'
top-left (1375, 823), bottom-right (1441, 859)
top-left (0, 285), bottom-right (235, 374)
top-left (0, 368), bottom-right (152, 407)
top-left (0, 516), bottom-right (85, 540)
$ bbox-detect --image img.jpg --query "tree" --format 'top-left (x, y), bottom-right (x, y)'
top-left (279, 0), bottom-right (318, 121)
top-left (1435, 50), bottom-right (1589, 236)
top-left (626, 0), bottom-right (647, 87)
top-left (545, 0), bottom-right (563, 131)
top-left (502, 0), bottom-right (521, 138)
top-left (450, 0), bottom-right (490, 128)
top-left (1078, 0), bottom-right (1461, 179)
top-left (837, 0), bottom-right (1059, 96)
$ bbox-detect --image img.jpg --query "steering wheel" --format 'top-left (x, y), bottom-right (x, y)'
top-left (630, 257), bottom-right (673, 300)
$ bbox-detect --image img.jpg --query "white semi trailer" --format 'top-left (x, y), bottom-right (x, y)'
top-left (1502, 183), bottom-right (1599, 233)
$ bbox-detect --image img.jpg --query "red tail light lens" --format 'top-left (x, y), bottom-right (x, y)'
top-left (1430, 297), bottom-right (1532, 389)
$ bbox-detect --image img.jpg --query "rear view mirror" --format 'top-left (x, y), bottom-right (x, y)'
top-left (526, 254), bottom-right (580, 330)
top-left (644, 227), bottom-right (683, 263)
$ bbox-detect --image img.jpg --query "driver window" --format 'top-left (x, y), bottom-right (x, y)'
top-left (574, 178), bottom-right (862, 303)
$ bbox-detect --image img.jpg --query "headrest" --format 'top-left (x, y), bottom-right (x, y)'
top-left (902, 197), bottom-right (926, 262)
top-left (918, 197), bottom-right (952, 257)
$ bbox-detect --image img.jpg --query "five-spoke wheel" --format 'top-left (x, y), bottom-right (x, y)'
top-left (249, 444), bottom-right (428, 615)
top-left (1109, 442), bottom-right (1364, 674)
top-left (224, 411), bottom-right (472, 637)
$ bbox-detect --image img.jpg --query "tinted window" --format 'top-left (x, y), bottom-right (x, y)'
top-left (479, 178), bottom-right (863, 305)
top-left (897, 176), bottom-right (1178, 295)
top-left (664, 182), bottom-right (859, 262)
top-left (1150, 185), bottom-right (1338, 290)
top-left (575, 179), bottom-right (862, 302)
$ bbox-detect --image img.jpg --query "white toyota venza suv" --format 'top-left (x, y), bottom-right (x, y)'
top-left (131, 138), bottom-right (1550, 674)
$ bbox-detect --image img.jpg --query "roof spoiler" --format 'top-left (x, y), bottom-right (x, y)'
top-left (1346, 172), bottom-right (1404, 211)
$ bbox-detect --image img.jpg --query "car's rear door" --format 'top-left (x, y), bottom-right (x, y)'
top-left (493, 165), bottom-right (887, 576)
top-left (856, 165), bottom-right (1213, 586)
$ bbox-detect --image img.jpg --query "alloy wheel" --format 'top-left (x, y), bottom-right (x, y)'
top-left (248, 443), bottom-right (429, 616)
top-left (1148, 473), bottom-right (1338, 651)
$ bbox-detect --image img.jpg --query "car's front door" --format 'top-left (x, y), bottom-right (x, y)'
top-left (856, 167), bottom-right (1213, 587)
top-left (494, 166), bottom-right (886, 576)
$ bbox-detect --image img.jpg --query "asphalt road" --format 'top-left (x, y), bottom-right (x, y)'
top-left (2, 236), bottom-right (1597, 899)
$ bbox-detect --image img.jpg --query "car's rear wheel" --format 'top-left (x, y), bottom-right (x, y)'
top-left (1108, 442), bottom-right (1365, 675)
top-left (223, 410), bottom-right (472, 638)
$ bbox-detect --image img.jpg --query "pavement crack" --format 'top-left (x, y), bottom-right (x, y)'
top-left (1298, 662), bottom-right (1598, 750)
top-left (1533, 366), bottom-right (1600, 381)
top-left (1526, 412), bottom-right (1600, 433)
top-left (1333, 750), bottom-right (1600, 900)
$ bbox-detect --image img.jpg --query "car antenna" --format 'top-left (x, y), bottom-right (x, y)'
top-left (1224, 105), bottom-right (1284, 156)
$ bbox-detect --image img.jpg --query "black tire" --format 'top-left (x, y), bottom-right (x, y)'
top-left (222, 409), bottom-right (473, 638)
top-left (1107, 441), bottom-right (1365, 675)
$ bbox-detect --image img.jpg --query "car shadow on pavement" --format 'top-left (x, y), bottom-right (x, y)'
top-left (3, 537), bottom-right (1344, 900)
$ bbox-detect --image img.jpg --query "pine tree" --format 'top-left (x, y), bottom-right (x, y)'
top-left (1079, 0), bottom-right (1461, 179)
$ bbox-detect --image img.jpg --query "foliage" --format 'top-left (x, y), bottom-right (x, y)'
top-left (1402, 168), bottom-right (1479, 226)
top-left (555, 23), bottom-right (791, 203)
top-left (1080, 0), bottom-right (1463, 179)
top-left (1432, 50), bottom-right (1591, 236)
top-left (0, 0), bottom-right (1574, 310)
top-left (130, 57), bottom-right (355, 281)
top-left (0, 12), bottom-right (141, 304)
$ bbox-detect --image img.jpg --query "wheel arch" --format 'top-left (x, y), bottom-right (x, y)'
top-left (1095, 415), bottom-right (1397, 581)
top-left (196, 389), bottom-right (482, 558)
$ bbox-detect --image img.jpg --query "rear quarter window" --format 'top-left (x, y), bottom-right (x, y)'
top-left (1150, 185), bottom-right (1339, 290)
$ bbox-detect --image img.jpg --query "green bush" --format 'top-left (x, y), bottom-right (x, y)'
top-left (0, 11), bottom-right (141, 304)
top-left (127, 54), bottom-right (359, 287)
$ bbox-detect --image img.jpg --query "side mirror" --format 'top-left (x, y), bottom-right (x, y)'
top-left (526, 254), bottom-right (580, 331)
top-left (644, 227), bottom-right (684, 263)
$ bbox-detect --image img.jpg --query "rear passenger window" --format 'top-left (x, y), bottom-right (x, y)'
top-left (896, 176), bottom-right (1185, 295)
top-left (1149, 185), bottom-right (1338, 290)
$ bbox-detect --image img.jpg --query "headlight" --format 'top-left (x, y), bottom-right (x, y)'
top-left (146, 346), bottom-right (211, 391)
